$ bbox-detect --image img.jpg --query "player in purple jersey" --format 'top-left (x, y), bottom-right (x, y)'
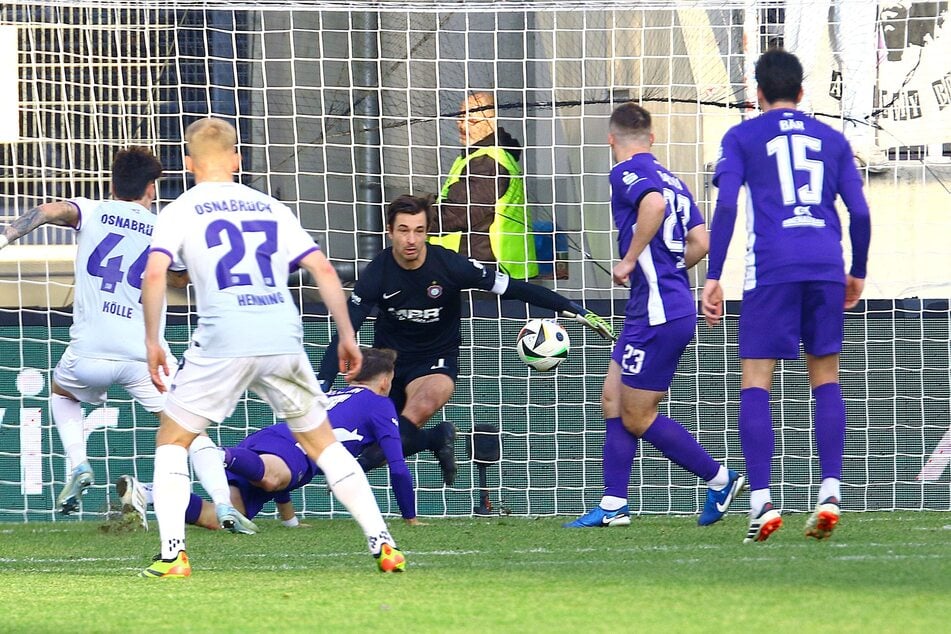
top-left (318, 194), bottom-right (614, 487)
top-left (701, 49), bottom-right (871, 543)
top-left (118, 348), bottom-right (419, 529)
top-left (565, 103), bottom-right (746, 529)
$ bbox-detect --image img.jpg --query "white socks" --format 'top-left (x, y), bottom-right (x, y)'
top-left (707, 465), bottom-right (730, 490)
top-left (750, 489), bottom-right (772, 516)
top-left (316, 442), bottom-right (393, 555)
top-left (51, 393), bottom-right (86, 468)
top-left (818, 478), bottom-right (841, 504)
top-left (153, 444), bottom-right (190, 560)
top-left (598, 495), bottom-right (627, 511)
top-left (188, 435), bottom-right (231, 506)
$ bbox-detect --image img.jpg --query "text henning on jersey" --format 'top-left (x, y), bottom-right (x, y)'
top-left (237, 292), bottom-right (285, 307)
top-left (193, 199), bottom-right (273, 215)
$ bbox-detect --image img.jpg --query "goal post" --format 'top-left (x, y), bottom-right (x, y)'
top-left (0, 0), bottom-right (948, 522)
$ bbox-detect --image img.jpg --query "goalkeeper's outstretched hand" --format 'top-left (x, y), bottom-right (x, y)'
top-left (562, 304), bottom-right (616, 341)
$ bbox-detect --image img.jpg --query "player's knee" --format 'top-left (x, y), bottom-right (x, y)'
top-left (259, 473), bottom-right (284, 492)
top-left (285, 408), bottom-right (325, 433)
top-left (621, 413), bottom-right (654, 437)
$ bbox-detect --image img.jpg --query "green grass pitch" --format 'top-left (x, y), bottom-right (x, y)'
top-left (1, 512), bottom-right (949, 633)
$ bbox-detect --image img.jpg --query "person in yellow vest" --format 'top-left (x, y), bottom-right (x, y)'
top-left (430, 92), bottom-right (539, 280)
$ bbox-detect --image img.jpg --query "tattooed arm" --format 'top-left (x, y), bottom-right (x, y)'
top-left (0, 201), bottom-right (80, 250)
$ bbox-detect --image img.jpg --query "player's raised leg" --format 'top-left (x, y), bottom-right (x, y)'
top-left (400, 373), bottom-right (457, 486)
top-left (288, 411), bottom-right (405, 572)
top-left (614, 320), bottom-right (743, 527)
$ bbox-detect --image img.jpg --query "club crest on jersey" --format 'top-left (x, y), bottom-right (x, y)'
top-left (427, 283), bottom-right (443, 299)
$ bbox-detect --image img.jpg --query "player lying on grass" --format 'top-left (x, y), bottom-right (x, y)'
top-left (119, 348), bottom-right (419, 529)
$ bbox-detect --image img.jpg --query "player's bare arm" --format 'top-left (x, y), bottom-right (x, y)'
top-left (683, 223), bottom-right (710, 270)
top-left (845, 275), bottom-right (865, 310)
top-left (299, 249), bottom-right (363, 381)
top-left (613, 191), bottom-right (665, 286)
top-left (142, 250), bottom-right (172, 391)
top-left (0, 201), bottom-right (79, 249)
top-left (276, 500), bottom-right (310, 527)
top-left (701, 279), bottom-right (723, 327)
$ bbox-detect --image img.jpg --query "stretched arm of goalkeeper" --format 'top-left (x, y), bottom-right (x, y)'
top-left (316, 299), bottom-right (373, 391)
top-left (500, 279), bottom-right (616, 341)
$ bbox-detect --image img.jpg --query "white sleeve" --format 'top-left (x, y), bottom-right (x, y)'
top-left (276, 203), bottom-right (319, 260)
top-left (150, 204), bottom-right (185, 262)
top-left (69, 197), bottom-right (95, 232)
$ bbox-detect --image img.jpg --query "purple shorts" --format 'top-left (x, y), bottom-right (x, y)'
top-left (739, 281), bottom-right (845, 359)
top-left (611, 314), bottom-right (695, 391)
top-left (226, 427), bottom-right (318, 519)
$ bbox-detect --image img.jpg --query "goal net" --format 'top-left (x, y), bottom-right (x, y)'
top-left (0, 0), bottom-right (948, 521)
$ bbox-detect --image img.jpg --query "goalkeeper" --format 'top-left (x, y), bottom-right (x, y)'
top-left (119, 348), bottom-right (420, 529)
top-left (317, 194), bottom-right (615, 486)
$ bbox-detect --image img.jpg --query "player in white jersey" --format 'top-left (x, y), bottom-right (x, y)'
top-left (140, 118), bottom-right (405, 577)
top-left (0, 148), bottom-right (251, 530)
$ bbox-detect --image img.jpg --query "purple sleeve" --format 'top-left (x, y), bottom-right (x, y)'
top-left (686, 197), bottom-right (704, 231)
top-left (274, 490), bottom-right (292, 504)
top-left (706, 171), bottom-right (743, 280)
top-left (838, 176), bottom-right (871, 278)
top-left (712, 128), bottom-right (744, 187)
top-left (379, 435), bottom-right (416, 519)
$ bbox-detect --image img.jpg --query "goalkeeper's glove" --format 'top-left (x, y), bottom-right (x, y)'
top-left (562, 302), bottom-right (616, 341)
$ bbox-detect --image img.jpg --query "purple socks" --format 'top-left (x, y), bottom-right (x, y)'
top-left (602, 417), bottom-right (638, 499)
top-left (813, 382), bottom-right (845, 480)
top-left (640, 414), bottom-right (719, 482)
top-left (185, 493), bottom-right (204, 524)
top-left (223, 447), bottom-right (265, 482)
top-left (739, 387), bottom-right (773, 490)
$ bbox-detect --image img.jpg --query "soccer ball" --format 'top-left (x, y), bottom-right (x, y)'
top-left (516, 318), bottom-right (570, 372)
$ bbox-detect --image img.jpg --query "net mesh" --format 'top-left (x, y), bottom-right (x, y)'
top-left (0, 0), bottom-right (948, 520)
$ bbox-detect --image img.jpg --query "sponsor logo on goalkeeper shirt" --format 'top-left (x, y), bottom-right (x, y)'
top-left (389, 307), bottom-right (441, 323)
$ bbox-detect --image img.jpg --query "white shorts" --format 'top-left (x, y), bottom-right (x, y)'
top-left (52, 346), bottom-right (173, 413)
top-left (165, 348), bottom-right (329, 434)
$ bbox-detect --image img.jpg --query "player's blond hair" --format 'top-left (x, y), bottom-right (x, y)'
top-left (185, 118), bottom-right (238, 163)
